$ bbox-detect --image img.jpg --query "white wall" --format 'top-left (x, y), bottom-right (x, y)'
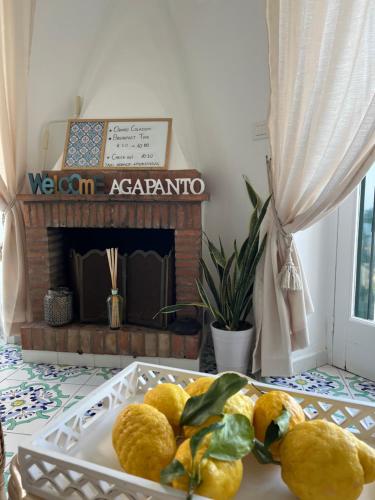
top-left (27, 0), bottom-right (196, 172)
top-left (169, 0), bottom-right (270, 247)
top-left (26, 0), bottom-right (336, 373)
top-left (293, 213), bottom-right (338, 370)
top-left (27, 0), bottom-right (111, 171)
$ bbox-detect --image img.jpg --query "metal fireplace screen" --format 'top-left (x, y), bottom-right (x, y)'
top-left (70, 249), bottom-right (174, 329)
top-left (70, 250), bottom-right (126, 323)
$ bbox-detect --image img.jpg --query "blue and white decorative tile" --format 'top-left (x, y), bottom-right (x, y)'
top-left (263, 366), bottom-right (351, 398)
top-left (81, 400), bottom-right (105, 425)
top-left (86, 367), bottom-right (121, 386)
top-left (303, 403), bottom-right (319, 420)
top-left (0, 345), bottom-right (23, 382)
top-left (65, 121), bottom-right (105, 168)
top-left (50, 385), bottom-right (94, 421)
top-left (11, 363), bottom-right (96, 385)
top-left (0, 381), bottom-right (80, 433)
top-left (64, 399), bottom-right (105, 426)
top-left (0, 345), bottom-right (22, 370)
top-left (342, 373), bottom-right (375, 402)
top-left (60, 386), bottom-right (105, 424)
top-left (306, 367), bottom-right (352, 397)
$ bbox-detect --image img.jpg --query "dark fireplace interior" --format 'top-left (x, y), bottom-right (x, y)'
top-left (48, 228), bottom-right (176, 328)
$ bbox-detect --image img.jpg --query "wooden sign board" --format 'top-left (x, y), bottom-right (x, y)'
top-left (62, 118), bottom-right (171, 170)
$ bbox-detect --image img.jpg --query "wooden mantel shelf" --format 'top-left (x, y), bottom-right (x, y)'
top-left (17, 193), bottom-right (209, 203)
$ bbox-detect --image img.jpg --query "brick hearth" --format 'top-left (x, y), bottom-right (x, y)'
top-left (20, 323), bottom-right (200, 359)
top-left (18, 169), bottom-right (208, 360)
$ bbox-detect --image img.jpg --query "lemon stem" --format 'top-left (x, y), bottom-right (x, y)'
top-left (186, 476), bottom-right (196, 500)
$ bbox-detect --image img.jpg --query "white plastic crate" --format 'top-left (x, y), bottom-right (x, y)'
top-left (17, 362), bottom-right (375, 500)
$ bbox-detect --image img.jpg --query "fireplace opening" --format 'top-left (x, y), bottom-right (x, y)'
top-left (47, 228), bottom-right (175, 329)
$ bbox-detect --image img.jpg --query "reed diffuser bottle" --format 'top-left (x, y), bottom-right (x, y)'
top-left (106, 248), bottom-right (123, 329)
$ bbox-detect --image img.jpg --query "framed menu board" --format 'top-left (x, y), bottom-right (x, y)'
top-left (62, 118), bottom-right (172, 170)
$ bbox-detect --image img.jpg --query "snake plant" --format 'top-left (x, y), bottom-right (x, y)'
top-left (159, 177), bottom-right (270, 331)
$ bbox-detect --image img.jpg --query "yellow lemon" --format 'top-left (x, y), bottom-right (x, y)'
top-left (185, 376), bottom-right (215, 396)
top-left (112, 403), bottom-right (176, 482)
top-left (253, 390), bottom-right (305, 456)
top-left (144, 383), bottom-right (189, 433)
top-left (280, 419), bottom-right (375, 500)
top-left (356, 437), bottom-right (375, 483)
top-left (172, 437), bottom-right (243, 500)
top-left (184, 377), bottom-right (254, 438)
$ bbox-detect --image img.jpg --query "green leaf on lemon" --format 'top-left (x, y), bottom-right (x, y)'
top-left (264, 407), bottom-right (291, 449)
top-left (206, 413), bottom-right (254, 461)
top-left (252, 439), bottom-right (280, 465)
top-left (160, 459), bottom-right (187, 485)
top-left (180, 373), bottom-right (248, 426)
top-left (190, 421), bottom-right (225, 460)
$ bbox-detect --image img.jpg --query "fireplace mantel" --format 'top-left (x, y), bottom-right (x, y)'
top-left (18, 169), bottom-right (208, 365)
top-left (17, 193), bottom-right (209, 203)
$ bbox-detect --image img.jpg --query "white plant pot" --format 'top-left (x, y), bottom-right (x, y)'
top-left (211, 322), bottom-right (254, 374)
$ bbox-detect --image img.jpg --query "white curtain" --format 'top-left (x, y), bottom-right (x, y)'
top-left (0, 0), bottom-right (35, 338)
top-left (253, 0), bottom-right (375, 376)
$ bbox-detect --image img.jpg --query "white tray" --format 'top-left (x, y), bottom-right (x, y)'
top-left (18, 362), bottom-right (375, 500)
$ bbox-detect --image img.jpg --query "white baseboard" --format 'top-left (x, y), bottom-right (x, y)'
top-left (292, 349), bottom-right (328, 375)
top-left (22, 350), bottom-right (58, 364)
top-left (21, 350), bottom-right (199, 371)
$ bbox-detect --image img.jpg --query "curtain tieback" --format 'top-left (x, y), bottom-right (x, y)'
top-left (278, 234), bottom-right (302, 291)
top-left (2, 197), bottom-right (17, 224)
top-left (272, 208), bottom-right (302, 291)
top-left (266, 156), bottom-right (302, 291)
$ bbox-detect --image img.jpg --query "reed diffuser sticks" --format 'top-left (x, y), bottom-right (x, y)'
top-left (106, 247), bottom-right (121, 329)
top-left (106, 248), bottom-right (118, 289)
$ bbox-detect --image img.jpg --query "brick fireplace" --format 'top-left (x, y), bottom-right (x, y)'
top-left (17, 170), bottom-right (208, 367)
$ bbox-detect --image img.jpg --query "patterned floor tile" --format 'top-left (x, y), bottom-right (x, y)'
top-left (58, 385), bottom-right (96, 413)
top-left (10, 363), bottom-right (97, 384)
top-left (0, 380), bottom-right (82, 433)
top-left (3, 433), bottom-right (31, 466)
top-left (0, 341), bottom-right (373, 444)
top-left (263, 366), bottom-right (351, 398)
top-left (0, 345), bottom-right (24, 383)
top-left (0, 345), bottom-right (22, 370)
top-left (52, 385), bottom-right (104, 426)
top-left (314, 364), bottom-right (342, 377)
top-left (86, 367), bottom-right (121, 386)
top-left (1, 337), bottom-right (375, 498)
top-left (0, 367), bottom-right (23, 384)
top-left (64, 397), bottom-right (105, 424)
top-left (341, 372), bottom-right (375, 402)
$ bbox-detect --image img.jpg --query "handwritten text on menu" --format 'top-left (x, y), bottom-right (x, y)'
top-left (103, 120), bottom-right (169, 168)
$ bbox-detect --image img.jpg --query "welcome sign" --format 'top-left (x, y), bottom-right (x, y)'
top-left (28, 172), bottom-right (206, 196)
